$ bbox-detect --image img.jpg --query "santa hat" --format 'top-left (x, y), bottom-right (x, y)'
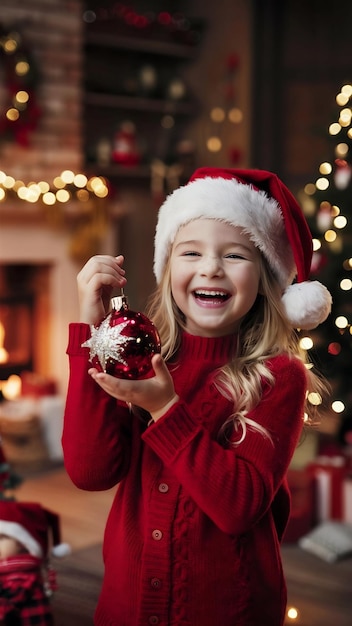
top-left (154, 167), bottom-right (332, 330)
top-left (0, 501), bottom-right (71, 559)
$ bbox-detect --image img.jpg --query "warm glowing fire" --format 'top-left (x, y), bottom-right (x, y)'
top-left (1, 374), bottom-right (22, 400)
top-left (0, 321), bottom-right (22, 399)
top-left (0, 321), bottom-right (9, 364)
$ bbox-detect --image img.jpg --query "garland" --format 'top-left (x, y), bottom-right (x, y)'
top-left (0, 23), bottom-right (41, 147)
top-left (84, 2), bottom-right (204, 47)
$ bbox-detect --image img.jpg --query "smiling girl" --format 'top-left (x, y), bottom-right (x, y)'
top-left (62, 168), bottom-right (332, 626)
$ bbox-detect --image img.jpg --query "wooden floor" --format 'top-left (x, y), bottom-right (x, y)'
top-left (13, 464), bottom-right (352, 626)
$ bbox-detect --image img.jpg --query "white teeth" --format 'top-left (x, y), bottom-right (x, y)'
top-left (194, 290), bottom-right (227, 297)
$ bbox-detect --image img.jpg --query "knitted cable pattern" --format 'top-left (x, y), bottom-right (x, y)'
top-left (170, 491), bottom-right (195, 626)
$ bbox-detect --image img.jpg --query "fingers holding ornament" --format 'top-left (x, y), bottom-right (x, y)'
top-left (88, 361), bottom-right (177, 419)
top-left (77, 255), bottom-right (127, 324)
top-left (78, 254), bottom-right (126, 289)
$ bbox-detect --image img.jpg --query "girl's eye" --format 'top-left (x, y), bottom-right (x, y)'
top-left (182, 251), bottom-right (201, 257)
top-left (225, 253), bottom-right (245, 260)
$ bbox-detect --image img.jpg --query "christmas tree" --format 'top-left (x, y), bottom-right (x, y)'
top-left (300, 83), bottom-right (352, 448)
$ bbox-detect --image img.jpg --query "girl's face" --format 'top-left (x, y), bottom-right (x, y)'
top-left (0, 534), bottom-right (25, 559)
top-left (170, 219), bottom-right (261, 337)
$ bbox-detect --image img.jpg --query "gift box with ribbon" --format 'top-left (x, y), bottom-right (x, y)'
top-left (307, 455), bottom-right (349, 522)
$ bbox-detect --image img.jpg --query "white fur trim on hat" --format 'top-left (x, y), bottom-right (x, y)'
top-left (52, 542), bottom-right (71, 558)
top-left (154, 176), bottom-right (295, 287)
top-left (282, 281), bottom-right (333, 330)
top-left (0, 520), bottom-right (43, 558)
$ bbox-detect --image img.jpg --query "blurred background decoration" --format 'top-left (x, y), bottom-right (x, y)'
top-left (300, 84), bottom-right (352, 452)
top-left (0, 22), bottom-right (41, 147)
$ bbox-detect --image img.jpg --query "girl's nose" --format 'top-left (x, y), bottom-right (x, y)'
top-left (199, 255), bottom-right (224, 276)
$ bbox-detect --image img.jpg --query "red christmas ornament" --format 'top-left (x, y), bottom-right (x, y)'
top-left (82, 291), bottom-right (161, 380)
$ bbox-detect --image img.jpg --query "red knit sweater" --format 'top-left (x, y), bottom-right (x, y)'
top-left (62, 324), bottom-right (307, 626)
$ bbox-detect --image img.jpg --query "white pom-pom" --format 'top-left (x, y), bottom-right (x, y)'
top-left (282, 281), bottom-right (332, 330)
top-left (52, 542), bottom-right (71, 558)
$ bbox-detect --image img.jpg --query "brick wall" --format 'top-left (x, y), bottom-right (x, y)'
top-left (0, 1), bottom-right (86, 395)
top-left (0, 0), bottom-right (83, 184)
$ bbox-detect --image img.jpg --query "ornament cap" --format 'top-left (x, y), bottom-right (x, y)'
top-left (111, 292), bottom-right (129, 312)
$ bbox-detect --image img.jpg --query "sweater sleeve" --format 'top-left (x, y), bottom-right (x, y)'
top-left (142, 355), bottom-right (306, 535)
top-left (62, 323), bottom-right (133, 491)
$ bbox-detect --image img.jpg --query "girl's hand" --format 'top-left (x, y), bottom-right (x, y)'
top-left (77, 254), bottom-right (127, 325)
top-left (89, 354), bottom-right (179, 422)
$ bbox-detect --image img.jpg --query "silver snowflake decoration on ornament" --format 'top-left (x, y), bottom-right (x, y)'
top-left (82, 314), bottom-right (135, 372)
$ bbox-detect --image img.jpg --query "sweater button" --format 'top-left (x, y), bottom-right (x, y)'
top-left (152, 529), bottom-right (163, 541)
top-left (158, 482), bottom-right (169, 493)
top-left (150, 577), bottom-right (162, 589)
top-left (148, 616), bottom-right (159, 624)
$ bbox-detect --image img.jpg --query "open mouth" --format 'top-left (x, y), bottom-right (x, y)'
top-left (193, 289), bottom-right (231, 303)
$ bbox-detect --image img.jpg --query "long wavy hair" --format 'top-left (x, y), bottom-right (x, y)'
top-left (146, 251), bottom-right (329, 444)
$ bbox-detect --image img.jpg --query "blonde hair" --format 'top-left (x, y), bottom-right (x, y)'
top-left (146, 253), bottom-right (328, 445)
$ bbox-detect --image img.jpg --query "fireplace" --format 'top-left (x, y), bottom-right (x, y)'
top-left (0, 294), bottom-right (34, 379)
top-left (0, 263), bottom-right (51, 385)
top-left (0, 219), bottom-right (100, 397)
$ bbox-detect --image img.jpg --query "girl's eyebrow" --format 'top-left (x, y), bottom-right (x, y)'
top-left (174, 239), bottom-right (200, 249)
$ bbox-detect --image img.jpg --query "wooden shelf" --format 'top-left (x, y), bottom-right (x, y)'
top-left (85, 31), bottom-right (198, 60)
top-left (85, 91), bottom-right (198, 116)
top-left (87, 163), bottom-right (152, 179)
top-left (83, 19), bottom-right (202, 187)
top-left (88, 162), bottom-right (193, 180)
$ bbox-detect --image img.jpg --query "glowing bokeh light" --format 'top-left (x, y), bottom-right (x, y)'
top-left (340, 278), bottom-right (352, 290)
top-left (335, 315), bottom-right (348, 329)
top-left (308, 392), bottom-right (322, 406)
top-left (319, 162), bottom-right (332, 175)
top-left (207, 136), bottom-right (222, 152)
top-left (300, 336), bottom-right (314, 350)
top-left (316, 177), bottom-right (329, 190)
top-left (332, 400), bottom-right (345, 413)
top-left (324, 230), bottom-right (336, 242)
top-left (334, 215), bottom-right (347, 228)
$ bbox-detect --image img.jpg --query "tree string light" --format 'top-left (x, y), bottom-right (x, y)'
top-left (299, 83), bottom-right (352, 432)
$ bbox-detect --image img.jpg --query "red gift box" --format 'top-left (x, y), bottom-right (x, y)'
top-left (20, 371), bottom-right (57, 398)
top-left (343, 478), bottom-right (352, 523)
top-left (307, 456), bottom-right (349, 522)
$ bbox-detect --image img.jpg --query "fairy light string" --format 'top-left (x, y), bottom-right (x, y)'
top-left (0, 169), bottom-right (109, 206)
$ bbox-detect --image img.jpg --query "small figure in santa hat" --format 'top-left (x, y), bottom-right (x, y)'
top-left (111, 120), bottom-right (141, 167)
top-left (0, 501), bottom-right (70, 625)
